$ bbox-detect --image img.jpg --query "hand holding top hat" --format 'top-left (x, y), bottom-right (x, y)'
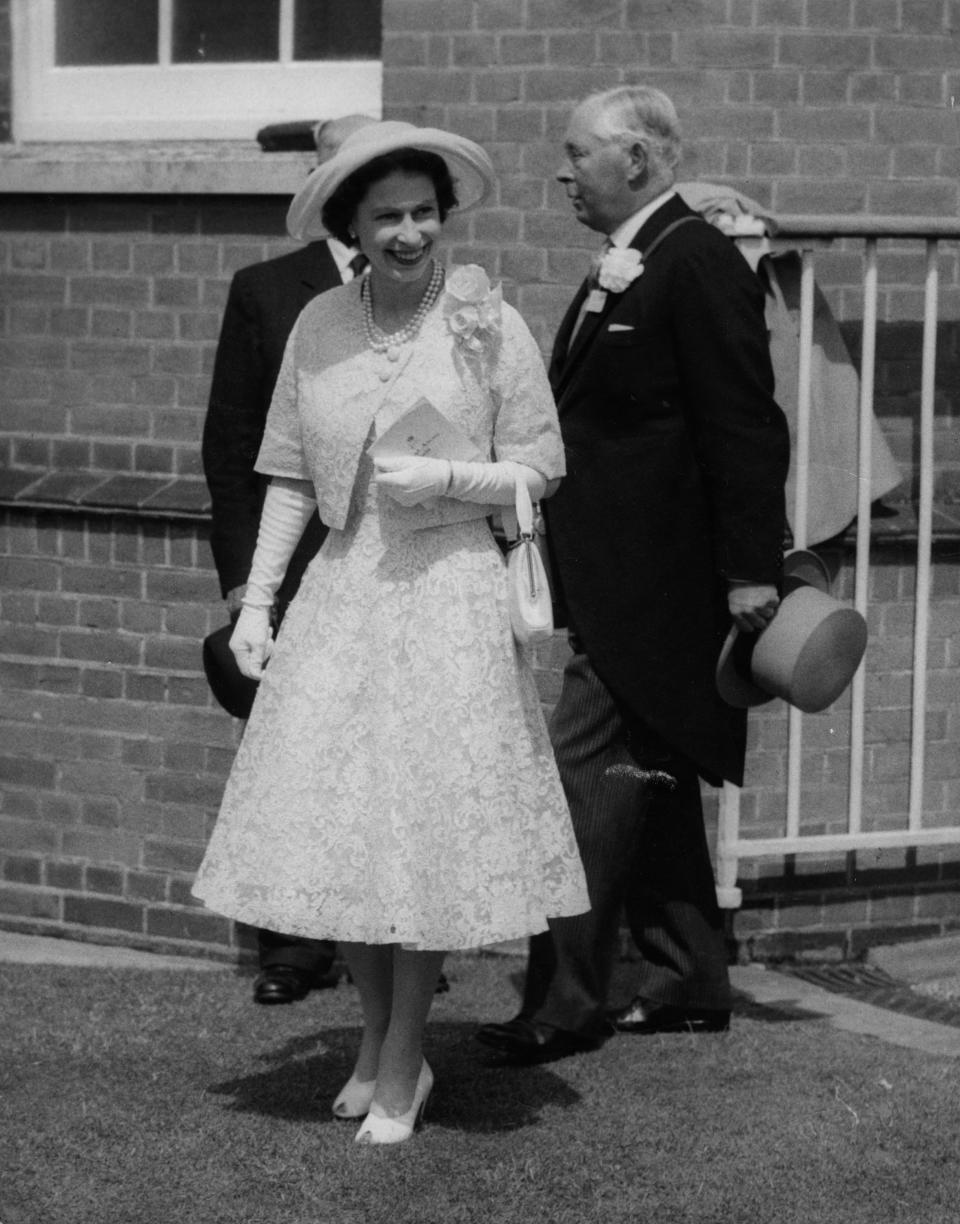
top-left (202, 620), bottom-right (260, 720)
top-left (717, 550), bottom-right (868, 713)
top-left (202, 607), bottom-right (275, 720)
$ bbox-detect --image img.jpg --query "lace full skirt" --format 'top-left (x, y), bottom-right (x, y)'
top-left (192, 503), bottom-right (589, 950)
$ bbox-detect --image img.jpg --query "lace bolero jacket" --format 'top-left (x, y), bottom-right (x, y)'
top-left (254, 270), bottom-right (566, 532)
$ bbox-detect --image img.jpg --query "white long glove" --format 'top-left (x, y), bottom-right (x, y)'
top-left (230, 480), bottom-right (316, 680)
top-left (373, 456), bottom-right (546, 507)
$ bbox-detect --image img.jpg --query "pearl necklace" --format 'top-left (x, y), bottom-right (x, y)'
top-left (361, 261), bottom-right (445, 368)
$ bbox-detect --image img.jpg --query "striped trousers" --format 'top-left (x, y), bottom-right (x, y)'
top-left (522, 642), bottom-right (732, 1036)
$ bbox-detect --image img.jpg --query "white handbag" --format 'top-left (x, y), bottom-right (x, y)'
top-left (506, 474), bottom-right (554, 646)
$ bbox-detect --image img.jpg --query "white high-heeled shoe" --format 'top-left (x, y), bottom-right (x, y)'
top-left (331, 1073), bottom-right (377, 1120)
top-left (354, 1060), bottom-right (433, 1145)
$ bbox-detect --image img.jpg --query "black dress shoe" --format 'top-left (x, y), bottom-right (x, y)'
top-left (611, 997), bottom-right (730, 1035)
top-left (253, 965), bottom-right (315, 1005)
top-left (475, 1015), bottom-right (603, 1064)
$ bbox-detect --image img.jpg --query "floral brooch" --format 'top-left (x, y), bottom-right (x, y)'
top-left (443, 264), bottom-right (503, 354)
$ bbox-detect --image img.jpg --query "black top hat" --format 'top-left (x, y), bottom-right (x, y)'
top-left (202, 622), bottom-right (259, 720)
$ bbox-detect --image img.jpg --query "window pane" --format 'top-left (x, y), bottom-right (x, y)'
top-left (294, 0), bottom-right (382, 60)
top-left (55, 0), bottom-right (158, 66)
top-left (172, 0), bottom-right (280, 63)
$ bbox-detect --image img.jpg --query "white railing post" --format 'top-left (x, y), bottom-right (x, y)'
top-left (908, 241), bottom-right (939, 831)
top-left (158, 0), bottom-right (173, 65)
top-left (792, 250), bottom-right (815, 552)
top-left (279, 0), bottom-right (295, 63)
top-left (784, 250), bottom-right (817, 843)
top-left (848, 240), bottom-right (879, 836)
top-left (716, 782), bottom-right (743, 909)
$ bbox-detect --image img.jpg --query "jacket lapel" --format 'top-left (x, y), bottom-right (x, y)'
top-left (549, 277), bottom-right (590, 388)
top-left (298, 240), bottom-right (340, 306)
top-left (553, 195), bottom-right (695, 401)
top-left (562, 280), bottom-right (612, 369)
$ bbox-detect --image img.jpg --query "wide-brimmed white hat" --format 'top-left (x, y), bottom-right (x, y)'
top-left (287, 120), bottom-right (495, 242)
top-left (716, 549), bottom-right (868, 714)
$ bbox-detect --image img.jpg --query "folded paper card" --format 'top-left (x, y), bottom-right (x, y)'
top-left (368, 398), bottom-right (485, 463)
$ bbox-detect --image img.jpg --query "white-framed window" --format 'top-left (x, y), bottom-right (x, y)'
top-left (11, 0), bottom-right (383, 142)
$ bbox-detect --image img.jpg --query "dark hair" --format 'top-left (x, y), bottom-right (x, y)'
top-left (321, 148), bottom-right (459, 244)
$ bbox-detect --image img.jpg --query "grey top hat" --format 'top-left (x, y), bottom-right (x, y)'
top-left (716, 549), bottom-right (868, 714)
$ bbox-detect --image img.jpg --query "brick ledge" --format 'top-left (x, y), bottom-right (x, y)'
top-left (0, 469), bottom-right (210, 521)
top-left (2, 467), bottom-right (960, 540)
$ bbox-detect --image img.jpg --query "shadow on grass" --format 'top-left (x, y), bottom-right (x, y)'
top-left (505, 964), bottom-right (832, 1028)
top-left (205, 1019), bottom-right (581, 1134)
top-left (730, 989), bottom-right (831, 1024)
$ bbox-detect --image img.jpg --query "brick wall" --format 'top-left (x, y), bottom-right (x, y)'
top-left (1, 0), bottom-right (959, 961)
top-left (0, 509), bottom-right (234, 950)
top-left (384, 0), bottom-right (960, 501)
top-left (730, 542), bottom-right (960, 961)
top-left (0, 195), bottom-right (292, 492)
top-left (383, 0), bottom-right (960, 325)
top-left (733, 546), bottom-right (960, 840)
top-left (2, 512), bottom-right (958, 962)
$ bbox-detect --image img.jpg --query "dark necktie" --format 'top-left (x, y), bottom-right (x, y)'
top-left (568, 240), bottom-right (612, 350)
top-left (348, 253), bottom-right (369, 280)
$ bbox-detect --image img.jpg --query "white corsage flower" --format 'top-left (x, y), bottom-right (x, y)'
top-left (443, 264), bottom-right (503, 354)
top-left (597, 246), bottom-right (644, 293)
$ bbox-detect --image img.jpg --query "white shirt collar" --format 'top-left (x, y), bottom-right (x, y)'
top-left (327, 237), bottom-right (364, 282)
top-left (608, 188), bottom-right (677, 249)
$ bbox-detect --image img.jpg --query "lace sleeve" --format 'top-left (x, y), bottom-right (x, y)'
top-left (254, 313), bottom-right (312, 483)
top-left (490, 304), bottom-right (566, 479)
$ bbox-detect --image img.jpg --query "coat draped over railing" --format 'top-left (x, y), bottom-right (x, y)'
top-left (715, 216), bottom-right (960, 909)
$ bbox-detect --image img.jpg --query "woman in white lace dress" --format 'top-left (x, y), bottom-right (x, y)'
top-left (192, 122), bottom-right (588, 1143)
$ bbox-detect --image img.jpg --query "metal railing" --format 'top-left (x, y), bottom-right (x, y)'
top-left (716, 216), bottom-right (960, 909)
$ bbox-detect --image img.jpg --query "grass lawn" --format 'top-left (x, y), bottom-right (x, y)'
top-left (1, 953), bottom-right (958, 1224)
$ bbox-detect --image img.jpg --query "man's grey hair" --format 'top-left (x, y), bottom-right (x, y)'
top-left (585, 85), bottom-right (682, 172)
top-left (312, 113), bottom-right (376, 159)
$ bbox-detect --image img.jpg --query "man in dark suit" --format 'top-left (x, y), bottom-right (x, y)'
top-left (478, 85), bottom-right (790, 1061)
top-left (203, 113), bottom-right (373, 1005)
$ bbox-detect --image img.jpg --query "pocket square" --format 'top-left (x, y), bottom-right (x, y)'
top-left (607, 323), bottom-right (635, 332)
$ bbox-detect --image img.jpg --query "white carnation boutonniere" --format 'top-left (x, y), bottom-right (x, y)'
top-left (596, 246), bottom-right (644, 293)
top-left (443, 264), bottom-right (503, 355)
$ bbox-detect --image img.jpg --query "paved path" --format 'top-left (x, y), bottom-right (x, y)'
top-left (2, 929), bottom-right (959, 1057)
top-left (732, 963), bottom-right (960, 1059)
top-left (0, 930), bottom-right (228, 971)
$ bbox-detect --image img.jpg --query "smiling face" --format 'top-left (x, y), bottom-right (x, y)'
top-left (557, 98), bottom-right (642, 235)
top-left (352, 169), bottom-right (442, 287)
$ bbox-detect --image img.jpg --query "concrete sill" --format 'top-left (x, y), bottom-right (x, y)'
top-left (1, 465), bottom-right (959, 541)
top-left (0, 141), bottom-right (315, 196)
